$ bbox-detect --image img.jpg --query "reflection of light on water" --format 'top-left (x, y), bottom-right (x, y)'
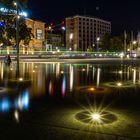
top-left (133, 69), bottom-right (136, 84)
top-left (92, 67), bottom-right (96, 84)
top-left (0, 90), bottom-right (30, 113)
top-left (70, 65), bottom-right (74, 92)
top-left (0, 63), bottom-right (4, 80)
top-left (118, 70), bottom-right (123, 74)
top-left (82, 68), bottom-right (86, 72)
top-left (62, 76), bottom-right (66, 97)
top-left (56, 63), bottom-right (60, 77)
top-left (87, 64), bottom-right (89, 76)
top-left (0, 98), bottom-right (10, 112)
top-left (96, 68), bottom-right (101, 88)
top-left (127, 67), bottom-right (130, 80)
top-left (53, 63), bottom-right (55, 73)
top-left (19, 78), bottom-right (23, 81)
top-left (14, 110), bottom-right (19, 122)
top-left (139, 69), bottom-right (140, 82)
top-left (49, 81), bottom-right (54, 96)
top-left (117, 82), bottom-right (122, 87)
top-left (61, 71), bottom-right (64, 74)
top-left (15, 90), bottom-right (30, 110)
top-left (89, 87), bottom-right (95, 91)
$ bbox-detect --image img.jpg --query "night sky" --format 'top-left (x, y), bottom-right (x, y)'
top-left (28, 0), bottom-right (140, 35)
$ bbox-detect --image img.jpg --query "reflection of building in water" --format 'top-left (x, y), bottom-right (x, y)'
top-left (0, 90), bottom-right (30, 113)
top-left (0, 62), bottom-right (4, 80)
top-left (139, 68), bottom-right (140, 81)
top-left (133, 68), bottom-right (136, 84)
top-left (29, 64), bottom-right (46, 96)
top-left (70, 65), bottom-right (74, 92)
top-left (56, 63), bottom-right (60, 78)
top-left (67, 64), bottom-right (79, 92)
top-left (2, 62), bottom-right (140, 100)
top-left (62, 76), bottom-right (66, 97)
top-left (96, 68), bottom-right (101, 88)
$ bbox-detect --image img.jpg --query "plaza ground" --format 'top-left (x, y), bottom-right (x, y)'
top-left (0, 58), bottom-right (140, 140)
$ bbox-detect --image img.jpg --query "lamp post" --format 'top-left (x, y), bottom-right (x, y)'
top-left (61, 26), bottom-right (66, 48)
top-left (14, 0), bottom-right (20, 77)
top-left (96, 37), bottom-right (100, 52)
top-left (70, 33), bottom-right (73, 51)
top-left (47, 26), bottom-right (53, 51)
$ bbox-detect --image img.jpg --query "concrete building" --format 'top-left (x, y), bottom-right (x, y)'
top-left (66, 15), bottom-right (111, 51)
top-left (45, 33), bottom-right (62, 50)
top-left (25, 18), bottom-right (45, 48)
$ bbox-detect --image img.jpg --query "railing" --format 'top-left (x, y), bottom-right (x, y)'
top-left (0, 49), bottom-right (124, 58)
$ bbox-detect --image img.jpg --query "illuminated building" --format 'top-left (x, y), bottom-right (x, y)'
top-left (45, 34), bottom-right (62, 50)
top-left (66, 15), bottom-right (111, 51)
top-left (25, 18), bottom-right (45, 48)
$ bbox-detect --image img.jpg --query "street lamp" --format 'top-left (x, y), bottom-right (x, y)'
top-left (92, 44), bottom-right (95, 51)
top-left (13, 2), bottom-right (17, 6)
top-left (61, 26), bottom-right (66, 47)
top-left (13, 0), bottom-right (20, 77)
top-left (70, 33), bottom-right (73, 51)
top-left (132, 40), bottom-right (137, 52)
top-left (96, 37), bottom-right (100, 52)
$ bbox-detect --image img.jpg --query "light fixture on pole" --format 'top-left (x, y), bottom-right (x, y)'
top-left (96, 37), bottom-right (100, 52)
top-left (69, 33), bottom-right (73, 50)
top-left (14, 0), bottom-right (20, 77)
top-left (61, 26), bottom-right (66, 47)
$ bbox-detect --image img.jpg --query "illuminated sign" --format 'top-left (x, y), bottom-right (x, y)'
top-left (36, 29), bottom-right (43, 40)
top-left (0, 7), bottom-right (27, 17)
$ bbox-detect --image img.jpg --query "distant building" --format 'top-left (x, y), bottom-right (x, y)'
top-left (45, 33), bottom-right (62, 50)
top-left (66, 15), bottom-right (111, 51)
top-left (25, 18), bottom-right (45, 48)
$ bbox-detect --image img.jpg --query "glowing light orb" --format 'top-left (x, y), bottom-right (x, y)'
top-left (76, 110), bottom-right (118, 125)
top-left (32, 70), bottom-right (35, 73)
top-left (89, 88), bottom-right (95, 91)
top-left (91, 113), bottom-right (101, 121)
top-left (14, 110), bottom-right (19, 122)
top-left (19, 78), bottom-right (23, 81)
top-left (117, 82), bottom-right (122, 87)
top-left (82, 68), bottom-right (86, 71)
top-left (61, 71), bottom-right (64, 74)
top-left (118, 71), bottom-right (122, 74)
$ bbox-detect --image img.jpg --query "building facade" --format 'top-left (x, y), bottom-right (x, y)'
top-left (25, 19), bottom-right (45, 48)
top-left (45, 33), bottom-right (62, 50)
top-left (66, 15), bottom-right (111, 51)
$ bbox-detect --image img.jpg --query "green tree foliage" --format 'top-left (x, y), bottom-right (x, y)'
top-left (0, 0), bottom-right (33, 46)
top-left (100, 33), bottom-right (111, 51)
top-left (100, 33), bottom-right (131, 51)
top-left (110, 36), bottom-right (124, 51)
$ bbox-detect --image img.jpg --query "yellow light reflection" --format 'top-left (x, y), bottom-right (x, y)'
top-left (89, 87), bottom-right (95, 91)
top-left (117, 82), bottom-right (122, 87)
top-left (91, 113), bottom-right (101, 121)
top-left (14, 110), bottom-right (19, 122)
top-left (19, 78), bottom-right (23, 81)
